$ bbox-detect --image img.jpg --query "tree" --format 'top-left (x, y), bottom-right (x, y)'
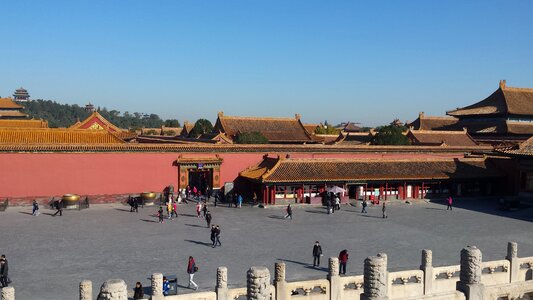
top-left (315, 125), bottom-right (340, 135)
top-left (372, 124), bottom-right (410, 145)
top-left (164, 119), bottom-right (181, 127)
top-left (235, 131), bottom-right (269, 144)
top-left (190, 119), bottom-right (213, 138)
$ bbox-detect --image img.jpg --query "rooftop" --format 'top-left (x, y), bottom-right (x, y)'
top-left (407, 130), bottom-right (478, 147)
top-left (0, 128), bottom-right (125, 144)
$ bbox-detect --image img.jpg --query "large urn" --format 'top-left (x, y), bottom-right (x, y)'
top-left (62, 194), bottom-right (80, 209)
top-left (141, 192), bottom-right (157, 206)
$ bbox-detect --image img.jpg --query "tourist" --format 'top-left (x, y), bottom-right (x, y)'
top-left (163, 276), bottom-right (170, 296)
top-left (335, 193), bottom-right (341, 211)
top-left (205, 211), bottom-right (212, 228)
top-left (214, 192), bottom-right (218, 207)
top-left (382, 202), bottom-right (388, 218)
top-left (326, 197), bottom-right (332, 214)
top-left (158, 207), bottom-right (164, 223)
top-left (361, 199), bottom-right (368, 213)
top-left (252, 192), bottom-right (258, 205)
top-left (0, 255), bottom-right (9, 288)
top-left (215, 225), bottom-right (222, 247)
top-left (284, 204), bottom-right (293, 220)
top-left (172, 201), bottom-right (178, 218)
top-left (133, 282), bottom-right (144, 299)
top-left (52, 199), bottom-right (63, 216)
top-left (210, 225), bottom-right (216, 247)
top-left (237, 194), bottom-right (243, 208)
top-left (447, 195), bottom-right (453, 210)
top-left (133, 197), bottom-right (139, 213)
top-left (206, 186), bottom-right (211, 202)
top-left (181, 189), bottom-right (188, 204)
top-left (187, 256), bottom-right (199, 290)
top-left (186, 186), bottom-right (191, 200)
top-left (196, 202), bottom-right (202, 218)
top-left (338, 249), bottom-right (349, 275)
top-left (167, 200), bottom-right (173, 220)
top-left (312, 241), bottom-right (323, 267)
top-left (330, 196), bottom-right (336, 213)
top-left (202, 202), bottom-right (208, 217)
top-left (32, 200), bottom-right (39, 216)
top-left (193, 186), bottom-right (198, 200)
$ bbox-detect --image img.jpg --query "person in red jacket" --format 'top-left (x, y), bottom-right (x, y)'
top-left (187, 256), bottom-right (198, 290)
top-left (338, 250), bottom-right (349, 275)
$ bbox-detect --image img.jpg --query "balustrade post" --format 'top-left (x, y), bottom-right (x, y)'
top-left (362, 253), bottom-right (388, 300)
top-left (420, 249), bottom-right (433, 295)
top-left (217, 267), bottom-right (229, 300)
top-left (98, 279), bottom-right (127, 300)
top-left (79, 280), bottom-right (92, 300)
top-left (247, 266), bottom-right (272, 300)
top-left (274, 262), bottom-right (288, 300)
top-left (151, 273), bottom-right (164, 300)
top-left (506, 242), bottom-right (519, 283)
top-left (457, 246), bottom-right (485, 300)
top-left (1, 287), bottom-right (15, 300)
top-left (328, 257), bottom-right (342, 300)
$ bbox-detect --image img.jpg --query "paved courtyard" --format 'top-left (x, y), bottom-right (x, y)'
top-left (1, 198), bottom-right (533, 299)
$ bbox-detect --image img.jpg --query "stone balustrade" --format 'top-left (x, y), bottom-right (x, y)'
top-left (6, 241), bottom-right (529, 300)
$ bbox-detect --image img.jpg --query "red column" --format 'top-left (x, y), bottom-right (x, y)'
top-left (421, 182), bottom-right (425, 199)
top-left (385, 182), bottom-right (388, 201)
top-left (264, 186), bottom-right (268, 205)
top-left (403, 182), bottom-right (407, 200)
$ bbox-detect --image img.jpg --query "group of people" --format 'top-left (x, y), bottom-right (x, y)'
top-left (312, 242), bottom-right (349, 275)
top-left (210, 225), bottom-right (222, 248)
top-left (360, 199), bottom-right (388, 218)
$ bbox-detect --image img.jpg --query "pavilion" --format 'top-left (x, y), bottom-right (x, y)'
top-left (0, 97), bottom-right (29, 119)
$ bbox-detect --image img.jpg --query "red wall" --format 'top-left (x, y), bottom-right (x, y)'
top-left (0, 151), bottom-right (463, 199)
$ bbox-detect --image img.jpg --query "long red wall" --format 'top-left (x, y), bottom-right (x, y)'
top-left (0, 151), bottom-right (462, 199)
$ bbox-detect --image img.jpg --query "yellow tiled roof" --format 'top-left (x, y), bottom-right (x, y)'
top-left (0, 128), bottom-right (125, 144)
top-left (0, 97), bottom-right (24, 109)
top-left (0, 119), bottom-right (49, 128)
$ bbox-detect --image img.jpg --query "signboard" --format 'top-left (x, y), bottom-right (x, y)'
top-left (197, 163), bottom-right (204, 169)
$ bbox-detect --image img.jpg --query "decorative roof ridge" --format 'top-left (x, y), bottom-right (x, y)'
top-left (420, 115), bottom-right (458, 120)
top-left (502, 86), bottom-right (533, 93)
top-left (219, 114), bottom-right (301, 121)
top-left (281, 157), bottom-right (486, 163)
top-left (410, 129), bottom-right (467, 134)
top-left (260, 156), bottom-right (283, 180)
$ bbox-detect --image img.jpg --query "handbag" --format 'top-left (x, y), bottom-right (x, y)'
top-left (194, 266), bottom-right (199, 272)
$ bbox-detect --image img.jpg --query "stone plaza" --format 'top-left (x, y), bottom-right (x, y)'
top-left (1, 198), bottom-right (533, 299)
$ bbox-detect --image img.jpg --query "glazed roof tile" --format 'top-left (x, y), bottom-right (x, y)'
top-left (0, 97), bottom-right (24, 109)
top-left (0, 128), bottom-right (125, 144)
top-left (408, 130), bottom-right (478, 147)
top-left (0, 119), bottom-right (48, 128)
top-left (240, 157), bottom-right (503, 183)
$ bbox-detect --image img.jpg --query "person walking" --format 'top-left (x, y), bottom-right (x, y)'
top-left (215, 225), bottom-right (222, 247)
top-left (338, 249), bottom-right (349, 275)
top-left (52, 199), bottom-right (63, 216)
top-left (335, 194), bottom-right (341, 211)
top-left (202, 202), bottom-right (208, 217)
top-left (167, 200), bottom-right (173, 220)
top-left (205, 211), bottom-right (212, 228)
top-left (187, 256), bottom-right (199, 290)
top-left (133, 197), bottom-right (139, 213)
top-left (237, 194), bottom-right (243, 208)
top-left (210, 225), bottom-right (216, 247)
top-left (284, 204), bottom-right (293, 220)
top-left (172, 201), bottom-right (178, 218)
top-left (447, 196), bottom-right (453, 210)
top-left (133, 282), bottom-right (144, 299)
top-left (157, 207), bottom-right (164, 224)
top-left (214, 192), bottom-right (218, 207)
top-left (382, 202), bottom-right (388, 218)
top-left (196, 202), bottom-right (202, 218)
top-left (32, 200), bottom-right (40, 216)
top-left (361, 199), bottom-right (368, 214)
top-left (0, 255), bottom-right (9, 288)
top-left (312, 241), bottom-right (323, 267)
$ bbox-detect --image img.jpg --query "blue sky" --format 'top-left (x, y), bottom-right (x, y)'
top-left (1, 1), bottom-right (532, 126)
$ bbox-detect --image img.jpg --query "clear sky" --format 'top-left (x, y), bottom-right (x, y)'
top-left (1, 1), bottom-right (532, 126)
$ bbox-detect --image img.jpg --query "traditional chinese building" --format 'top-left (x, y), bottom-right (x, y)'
top-left (497, 136), bottom-right (533, 194)
top-left (12, 87), bottom-right (30, 102)
top-left (406, 129), bottom-right (477, 147)
top-left (69, 111), bottom-right (137, 141)
top-left (213, 112), bottom-right (314, 144)
top-left (0, 97), bottom-right (29, 119)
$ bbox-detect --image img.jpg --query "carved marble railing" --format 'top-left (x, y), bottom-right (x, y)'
top-left (518, 256), bottom-right (533, 282)
top-left (388, 269), bottom-right (424, 298)
top-left (227, 287), bottom-right (247, 300)
top-left (432, 264), bottom-right (461, 294)
top-left (339, 275), bottom-right (364, 299)
top-left (285, 279), bottom-right (329, 300)
top-left (164, 291), bottom-right (217, 300)
top-left (481, 259), bottom-right (510, 285)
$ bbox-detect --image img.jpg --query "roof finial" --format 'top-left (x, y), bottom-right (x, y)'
top-left (295, 113), bottom-right (301, 120)
top-left (499, 79), bottom-right (506, 89)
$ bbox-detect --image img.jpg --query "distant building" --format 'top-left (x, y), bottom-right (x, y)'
top-left (0, 97), bottom-right (29, 119)
top-left (85, 102), bottom-right (95, 112)
top-left (12, 87), bottom-right (30, 102)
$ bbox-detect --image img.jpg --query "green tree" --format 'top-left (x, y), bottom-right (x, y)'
top-left (315, 125), bottom-right (340, 135)
top-left (164, 119), bottom-right (181, 127)
top-left (372, 124), bottom-right (410, 145)
top-left (190, 119), bottom-right (213, 138)
top-left (235, 131), bottom-right (269, 144)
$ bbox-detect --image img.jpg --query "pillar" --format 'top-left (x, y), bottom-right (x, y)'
top-left (80, 280), bottom-right (92, 300)
top-left (328, 257), bottom-right (342, 300)
top-left (457, 246), bottom-right (484, 300)
top-left (1, 287), bottom-right (15, 300)
top-left (151, 273), bottom-right (164, 300)
top-left (217, 267), bottom-right (229, 300)
top-left (98, 279), bottom-right (128, 300)
top-left (274, 262), bottom-right (288, 300)
top-left (247, 266), bottom-right (271, 300)
top-left (362, 253), bottom-right (388, 300)
top-left (507, 242), bottom-right (519, 283)
top-left (420, 249), bottom-right (433, 295)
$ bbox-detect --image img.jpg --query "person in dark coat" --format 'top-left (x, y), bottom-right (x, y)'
top-left (382, 202), bottom-right (387, 218)
top-left (32, 200), bottom-right (40, 216)
top-left (133, 282), bottom-right (144, 299)
top-left (205, 211), bottom-right (212, 228)
top-left (0, 254), bottom-right (9, 287)
top-left (338, 250), bottom-right (349, 275)
top-left (447, 196), bottom-right (453, 210)
top-left (312, 241), bottom-right (323, 267)
top-left (52, 199), bottom-right (63, 216)
top-left (361, 199), bottom-right (368, 213)
top-left (210, 225), bottom-right (216, 247)
top-left (284, 204), bottom-right (293, 219)
top-left (215, 225), bottom-right (222, 247)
